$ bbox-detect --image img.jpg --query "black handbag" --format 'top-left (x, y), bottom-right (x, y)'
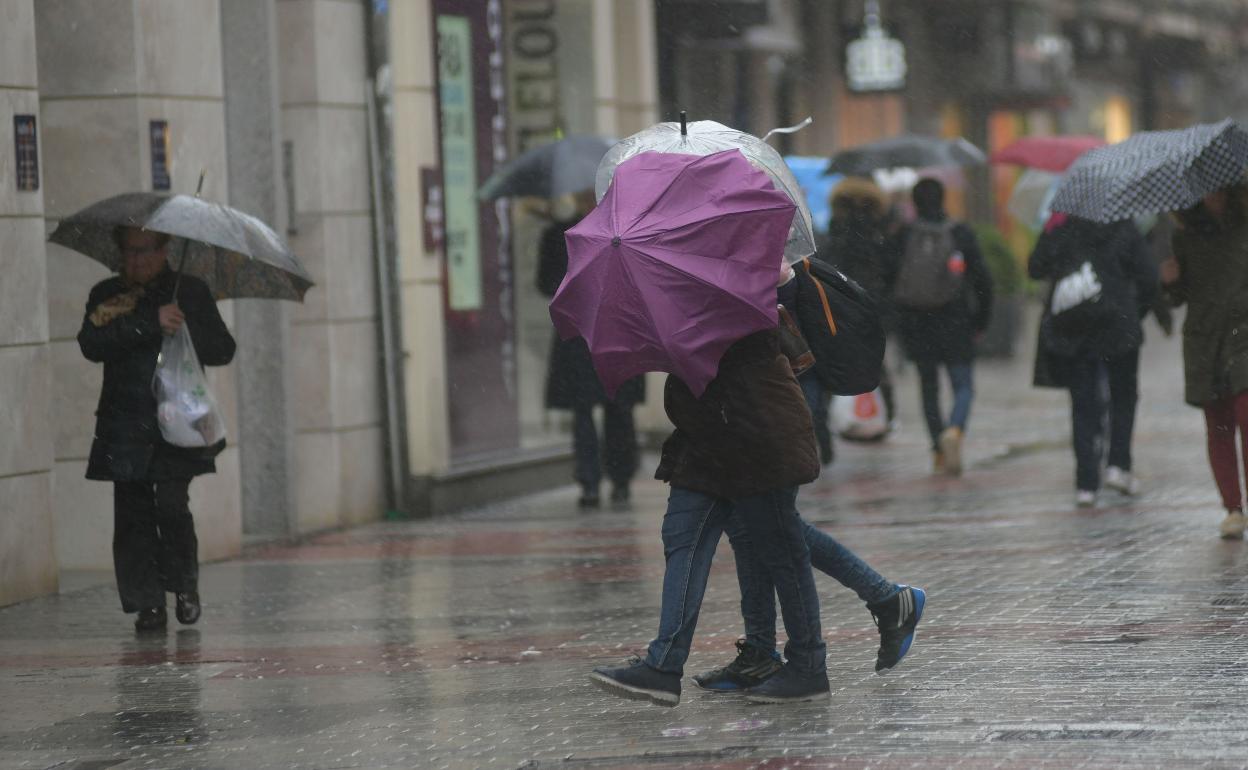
top-left (794, 257), bottom-right (885, 396)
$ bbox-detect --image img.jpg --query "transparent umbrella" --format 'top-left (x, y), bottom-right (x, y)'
top-left (595, 115), bottom-right (816, 263)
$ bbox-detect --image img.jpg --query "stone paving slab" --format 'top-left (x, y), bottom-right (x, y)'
top-left (5, 321), bottom-right (1248, 769)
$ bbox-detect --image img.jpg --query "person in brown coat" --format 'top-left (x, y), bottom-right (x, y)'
top-left (1163, 182), bottom-right (1248, 538)
top-left (588, 312), bottom-right (832, 706)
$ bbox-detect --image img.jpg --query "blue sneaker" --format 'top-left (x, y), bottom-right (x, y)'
top-left (742, 663), bottom-right (830, 704)
top-left (868, 585), bottom-right (926, 673)
top-left (589, 656), bottom-right (680, 707)
top-left (693, 638), bottom-right (783, 693)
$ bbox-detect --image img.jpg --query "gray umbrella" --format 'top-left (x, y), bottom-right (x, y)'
top-left (1050, 119), bottom-right (1248, 224)
top-left (595, 117), bottom-right (816, 263)
top-left (49, 192), bottom-right (313, 301)
top-left (824, 134), bottom-right (986, 176)
top-left (478, 135), bottom-right (614, 200)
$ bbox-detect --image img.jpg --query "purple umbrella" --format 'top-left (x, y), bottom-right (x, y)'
top-left (549, 150), bottom-right (795, 397)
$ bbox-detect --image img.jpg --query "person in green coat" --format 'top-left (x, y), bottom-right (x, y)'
top-left (1163, 182), bottom-right (1248, 539)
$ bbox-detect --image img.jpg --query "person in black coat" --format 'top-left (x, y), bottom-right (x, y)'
top-left (1029, 213), bottom-right (1157, 507)
top-left (537, 195), bottom-right (644, 508)
top-left (78, 226), bottom-right (236, 632)
top-left (886, 179), bottom-right (993, 475)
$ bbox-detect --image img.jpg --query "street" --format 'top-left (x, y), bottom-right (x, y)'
top-left (3, 314), bottom-right (1247, 769)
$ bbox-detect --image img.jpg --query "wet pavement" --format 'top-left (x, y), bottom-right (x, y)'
top-left (4, 318), bottom-right (1248, 769)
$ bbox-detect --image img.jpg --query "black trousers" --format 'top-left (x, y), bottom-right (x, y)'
top-left (113, 479), bottom-right (197, 613)
top-left (1067, 350), bottom-right (1140, 492)
top-left (572, 402), bottom-right (638, 491)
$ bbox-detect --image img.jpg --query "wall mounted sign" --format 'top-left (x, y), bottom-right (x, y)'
top-left (14, 115), bottom-right (38, 192)
top-left (846, 1), bottom-right (906, 93)
top-left (150, 120), bottom-right (171, 191)
top-left (437, 14), bottom-right (483, 311)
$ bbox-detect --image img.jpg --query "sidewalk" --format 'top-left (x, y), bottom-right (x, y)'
top-left (5, 315), bottom-right (1248, 769)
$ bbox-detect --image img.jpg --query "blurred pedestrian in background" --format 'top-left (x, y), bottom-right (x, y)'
top-left (1029, 214), bottom-right (1157, 507)
top-left (1163, 182), bottom-right (1248, 539)
top-left (888, 179), bottom-right (993, 475)
top-left (537, 192), bottom-right (645, 509)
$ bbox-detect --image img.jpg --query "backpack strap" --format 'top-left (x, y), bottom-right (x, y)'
top-left (803, 259), bottom-right (838, 336)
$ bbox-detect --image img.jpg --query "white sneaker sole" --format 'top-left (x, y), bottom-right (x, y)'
top-left (588, 671), bottom-right (679, 707)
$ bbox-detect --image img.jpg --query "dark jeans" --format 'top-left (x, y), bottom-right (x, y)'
top-left (113, 479), bottom-right (197, 613)
top-left (726, 514), bottom-right (898, 653)
top-left (916, 360), bottom-right (974, 449)
top-left (645, 486), bottom-right (826, 677)
top-left (1068, 350), bottom-right (1139, 492)
top-left (572, 402), bottom-right (638, 491)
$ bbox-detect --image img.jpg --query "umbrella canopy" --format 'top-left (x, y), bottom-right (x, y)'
top-left (49, 192), bottom-right (312, 301)
top-left (477, 135), bottom-right (614, 200)
top-left (990, 135), bottom-right (1106, 172)
top-left (1007, 169), bottom-right (1061, 231)
top-left (551, 150), bottom-right (794, 398)
top-left (1050, 119), bottom-right (1248, 224)
top-left (595, 119), bottom-right (815, 262)
top-left (824, 134), bottom-right (986, 176)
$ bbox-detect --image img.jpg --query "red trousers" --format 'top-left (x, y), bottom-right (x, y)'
top-left (1203, 392), bottom-right (1248, 511)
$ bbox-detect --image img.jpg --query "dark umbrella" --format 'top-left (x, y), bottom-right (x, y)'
top-left (824, 134), bottom-right (986, 176)
top-left (1050, 119), bottom-right (1248, 224)
top-left (478, 135), bottom-right (614, 200)
top-left (49, 192), bottom-right (313, 301)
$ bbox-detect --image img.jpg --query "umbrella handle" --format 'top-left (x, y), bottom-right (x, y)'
top-left (172, 170), bottom-right (207, 302)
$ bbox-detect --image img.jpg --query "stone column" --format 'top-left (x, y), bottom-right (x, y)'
top-left (221, 0), bottom-right (297, 535)
top-left (277, 0), bottom-right (386, 530)
top-left (0, 0), bottom-right (57, 606)
top-left (36, 0), bottom-right (242, 569)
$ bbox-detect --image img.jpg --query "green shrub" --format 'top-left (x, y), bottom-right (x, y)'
top-left (972, 223), bottom-right (1026, 296)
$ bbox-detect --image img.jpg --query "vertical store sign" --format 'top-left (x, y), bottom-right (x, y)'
top-left (14, 115), bottom-right (38, 191)
top-left (150, 120), bottom-right (171, 191)
top-left (437, 15), bottom-right (483, 311)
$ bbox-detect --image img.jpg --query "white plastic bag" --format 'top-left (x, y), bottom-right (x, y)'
top-left (833, 388), bottom-right (888, 442)
top-left (153, 324), bottom-right (226, 448)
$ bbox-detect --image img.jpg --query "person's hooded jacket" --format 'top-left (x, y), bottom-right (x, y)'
top-left (78, 269), bottom-right (235, 481)
top-left (655, 329), bottom-right (819, 500)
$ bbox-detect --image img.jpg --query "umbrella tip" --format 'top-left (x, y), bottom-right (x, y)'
top-left (611, 236), bottom-right (621, 247)
top-left (680, 110), bottom-right (687, 137)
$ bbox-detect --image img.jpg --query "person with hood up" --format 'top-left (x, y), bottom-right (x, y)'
top-left (1162, 182), bottom-right (1248, 538)
top-left (1029, 214), bottom-right (1157, 507)
top-left (887, 178), bottom-right (993, 475)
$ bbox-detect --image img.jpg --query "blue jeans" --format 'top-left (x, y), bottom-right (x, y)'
top-left (645, 486), bottom-right (826, 677)
top-left (799, 370), bottom-right (833, 457)
top-left (916, 360), bottom-right (974, 450)
top-left (726, 514), bottom-right (898, 653)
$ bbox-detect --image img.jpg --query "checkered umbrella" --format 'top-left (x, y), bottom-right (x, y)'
top-left (1050, 119), bottom-right (1248, 224)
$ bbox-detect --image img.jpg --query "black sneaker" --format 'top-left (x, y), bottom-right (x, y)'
top-left (588, 656), bottom-right (680, 707)
top-left (578, 486), bottom-right (601, 509)
top-left (609, 484), bottom-right (631, 506)
top-left (868, 585), bottom-right (926, 673)
top-left (742, 663), bottom-right (830, 704)
top-left (134, 606), bottom-right (167, 633)
top-left (175, 592), bottom-right (201, 625)
top-left (693, 638), bottom-right (783, 693)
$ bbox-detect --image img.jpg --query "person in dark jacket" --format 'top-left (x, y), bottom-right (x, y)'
top-left (1163, 183), bottom-right (1248, 538)
top-left (589, 264), bottom-right (833, 706)
top-left (78, 226), bottom-right (236, 632)
top-left (537, 194), bottom-right (644, 508)
top-left (887, 178), bottom-right (993, 475)
top-left (1029, 214), bottom-right (1157, 507)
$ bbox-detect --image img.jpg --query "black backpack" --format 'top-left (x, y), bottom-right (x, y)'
top-left (794, 258), bottom-right (885, 396)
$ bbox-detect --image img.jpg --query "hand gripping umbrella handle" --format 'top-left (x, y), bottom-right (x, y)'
top-left (171, 170), bottom-right (207, 302)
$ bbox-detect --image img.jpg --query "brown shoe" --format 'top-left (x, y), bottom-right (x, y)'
top-left (931, 450), bottom-right (945, 475)
top-left (939, 427), bottom-right (963, 476)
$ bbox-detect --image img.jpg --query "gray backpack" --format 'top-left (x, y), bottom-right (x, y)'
top-left (892, 221), bottom-right (963, 310)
